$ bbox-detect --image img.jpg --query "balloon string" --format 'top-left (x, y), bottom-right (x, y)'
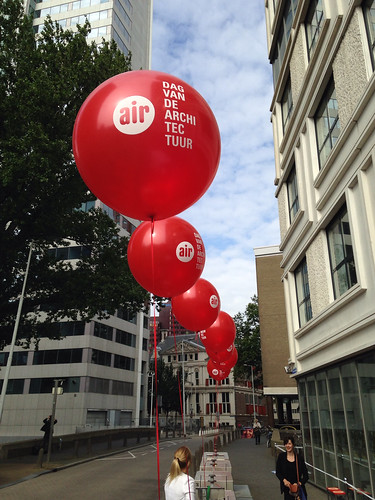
top-left (214, 382), bottom-right (219, 452)
top-left (150, 218), bottom-right (161, 500)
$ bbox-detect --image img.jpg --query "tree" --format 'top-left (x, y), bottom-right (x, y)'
top-left (233, 295), bottom-right (262, 382)
top-left (149, 359), bottom-right (181, 422)
top-left (0, 1), bottom-right (148, 347)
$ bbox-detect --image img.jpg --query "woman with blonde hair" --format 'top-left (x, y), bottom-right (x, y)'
top-left (164, 446), bottom-right (196, 500)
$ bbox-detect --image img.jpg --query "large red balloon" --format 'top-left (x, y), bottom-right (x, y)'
top-left (171, 278), bottom-right (220, 331)
top-left (207, 359), bottom-right (231, 381)
top-left (73, 70), bottom-right (221, 221)
top-left (199, 311), bottom-right (236, 352)
top-left (127, 216), bottom-right (205, 297)
top-left (206, 344), bottom-right (234, 363)
top-left (212, 347), bottom-right (238, 370)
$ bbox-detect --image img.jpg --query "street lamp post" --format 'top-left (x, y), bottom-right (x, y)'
top-left (251, 366), bottom-right (256, 422)
top-left (0, 242), bottom-right (33, 423)
top-left (47, 378), bottom-right (64, 463)
top-left (148, 371), bottom-right (154, 427)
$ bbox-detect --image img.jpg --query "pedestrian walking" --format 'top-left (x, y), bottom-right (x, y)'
top-left (164, 445), bottom-right (195, 500)
top-left (266, 425), bottom-right (273, 448)
top-left (276, 436), bottom-right (309, 499)
top-left (253, 418), bottom-right (261, 445)
top-left (41, 415), bottom-right (57, 453)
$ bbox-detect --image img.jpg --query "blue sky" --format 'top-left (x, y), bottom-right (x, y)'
top-left (151, 1), bottom-right (280, 316)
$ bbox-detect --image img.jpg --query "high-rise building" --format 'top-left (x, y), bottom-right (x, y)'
top-left (265, 0), bottom-right (375, 495)
top-left (0, 1), bottom-right (152, 439)
top-left (24, 0), bottom-right (152, 72)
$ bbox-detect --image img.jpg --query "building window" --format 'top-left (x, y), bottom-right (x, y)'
top-left (363, 0), bottom-right (375, 70)
top-left (80, 200), bottom-right (96, 212)
top-left (112, 380), bottom-right (133, 396)
top-left (208, 392), bottom-right (218, 414)
top-left (287, 165), bottom-right (299, 223)
top-left (326, 205), bottom-right (357, 299)
top-left (222, 392), bottom-right (231, 414)
top-left (114, 354), bottom-right (135, 371)
top-left (59, 321), bottom-right (85, 336)
top-left (48, 245), bottom-right (91, 260)
top-left (87, 377), bottom-right (110, 394)
top-left (0, 351), bottom-right (28, 366)
top-left (281, 77), bottom-right (293, 132)
top-left (115, 329), bottom-right (136, 347)
top-left (295, 258), bottom-right (312, 327)
top-left (94, 322), bottom-right (113, 341)
top-left (117, 307), bottom-right (137, 323)
top-left (305, 0), bottom-right (324, 59)
top-left (314, 78), bottom-right (340, 168)
top-left (0, 379), bottom-right (24, 395)
top-left (29, 377), bottom-right (79, 393)
top-left (91, 349), bottom-right (112, 366)
top-left (33, 349), bottom-right (83, 365)
top-left (271, 0), bottom-right (299, 86)
top-left (298, 351), bottom-right (375, 495)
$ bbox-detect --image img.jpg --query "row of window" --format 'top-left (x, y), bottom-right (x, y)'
top-left (167, 353), bottom-right (199, 362)
top-left (48, 245), bottom-right (91, 261)
top-left (35, 0), bottom-right (110, 18)
top-left (0, 376), bottom-right (134, 396)
top-left (1, 347), bottom-right (137, 371)
top-left (294, 204), bottom-right (357, 327)
top-left (30, 319), bottom-right (144, 344)
top-left (91, 349), bottom-right (135, 371)
top-left (207, 392), bottom-right (231, 414)
top-left (298, 350), bottom-right (375, 495)
top-left (282, 73), bottom-right (340, 169)
top-left (274, 1), bottom-right (374, 90)
top-left (280, 2), bottom-right (374, 163)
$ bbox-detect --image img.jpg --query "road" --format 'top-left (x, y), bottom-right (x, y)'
top-left (0, 435), bottom-right (327, 500)
top-left (0, 438), bottom-right (198, 500)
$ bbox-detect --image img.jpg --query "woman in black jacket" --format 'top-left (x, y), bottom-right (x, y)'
top-left (276, 436), bottom-right (309, 499)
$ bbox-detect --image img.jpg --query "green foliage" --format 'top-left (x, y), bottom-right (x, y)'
top-left (0, 0), bottom-right (148, 347)
top-left (150, 359), bottom-right (181, 416)
top-left (233, 295), bottom-right (262, 382)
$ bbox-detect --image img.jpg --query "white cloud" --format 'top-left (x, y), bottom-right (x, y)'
top-left (152, 0), bottom-right (279, 316)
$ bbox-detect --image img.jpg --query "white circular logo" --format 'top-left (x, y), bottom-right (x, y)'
top-left (209, 295), bottom-right (219, 308)
top-left (176, 241), bottom-right (195, 262)
top-left (113, 95), bottom-right (155, 135)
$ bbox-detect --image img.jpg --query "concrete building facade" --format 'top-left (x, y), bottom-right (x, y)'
top-left (0, 203), bottom-right (150, 438)
top-left (0, 1), bottom-right (152, 439)
top-left (254, 245), bottom-right (299, 427)
top-left (265, 0), bottom-right (375, 495)
top-left (157, 335), bottom-right (258, 431)
top-left (24, 0), bottom-right (152, 72)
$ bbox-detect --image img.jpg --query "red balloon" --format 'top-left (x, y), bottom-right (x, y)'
top-left (73, 70), bottom-right (221, 220)
top-left (206, 344), bottom-right (234, 363)
top-left (207, 359), bottom-right (231, 381)
top-left (212, 347), bottom-right (238, 370)
top-left (127, 216), bottom-right (205, 297)
top-left (199, 311), bottom-right (236, 352)
top-left (171, 278), bottom-right (220, 331)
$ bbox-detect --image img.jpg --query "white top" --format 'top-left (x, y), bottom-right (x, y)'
top-left (164, 473), bottom-right (196, 500)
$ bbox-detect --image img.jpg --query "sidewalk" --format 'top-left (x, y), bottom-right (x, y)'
top-left (222, 436), bottom-right (327, 500)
